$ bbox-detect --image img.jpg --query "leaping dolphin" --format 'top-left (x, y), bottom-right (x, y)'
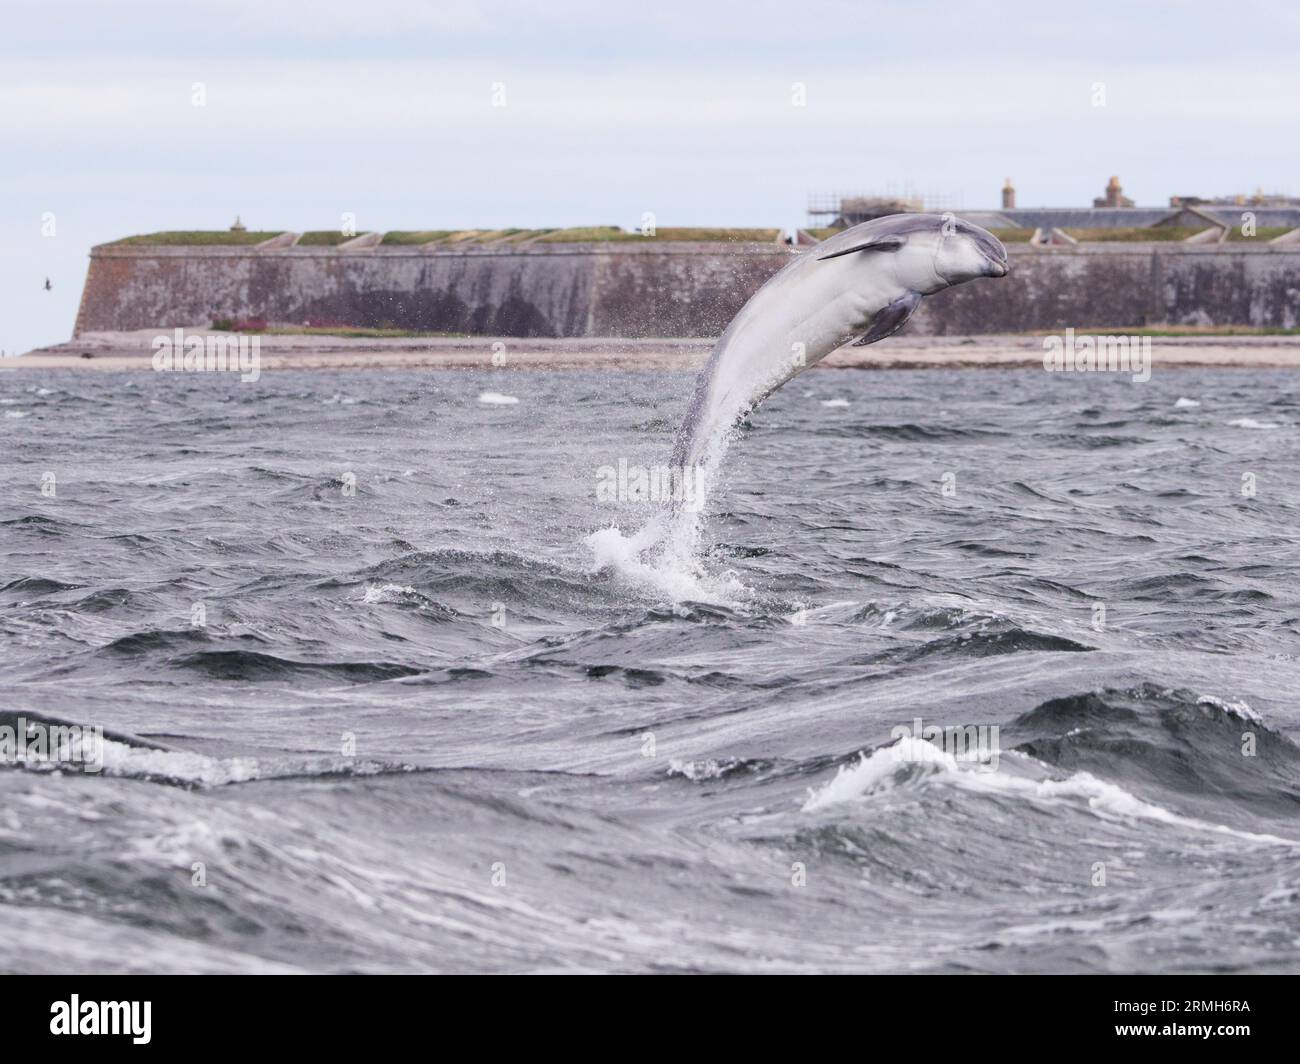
top-left (670, 213), bottom-right (1009, 486)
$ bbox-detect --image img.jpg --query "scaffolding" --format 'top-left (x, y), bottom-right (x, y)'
top-left (807, 190), bottom-right (951, 229)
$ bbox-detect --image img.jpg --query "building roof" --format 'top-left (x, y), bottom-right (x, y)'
top-left (1198, 207), bottom-right (1300, 229)
top-left (994, 208), bottom-right (1180, 230)
top-left (978, 206), bottom-right (1300, 233)
top-left (958, 211), bottom-right (1019, 230)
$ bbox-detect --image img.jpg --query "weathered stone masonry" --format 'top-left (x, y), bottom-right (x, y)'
top-left (74, 241), bottom-right (1300, 338)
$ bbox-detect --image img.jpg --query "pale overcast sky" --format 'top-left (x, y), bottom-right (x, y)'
top-left (3, 0), bottom-right (1297, 354)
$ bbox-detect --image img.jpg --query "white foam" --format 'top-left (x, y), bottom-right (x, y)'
top-left (802, 738), bottom-right (949, 810)
top-left (99, 739), bottom-right (261, 786)
top-left (668, 758), bottom-right (726, 781)
top-left (96, 739), bottom-right (401, 787)
top-left (585, 522), bottom-right (748, 606)
top-left (1196, 693), bottom-right (1260, 723)
top-left (362, 583), bottom-right (419, 604)
top-left (1174, 397), bottom-right (1201, 408)
top-left (478, 391), bottom-right (519, 405)
top-left (820, 398), bottom-right (851, 408)
top-left (1228, 417), bottom-right (1280, 430)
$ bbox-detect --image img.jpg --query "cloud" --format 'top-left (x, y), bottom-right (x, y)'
top-left (2, 0), bottom-right (1297, 354)
top-left (4, 57), bottom-right (1298, 137)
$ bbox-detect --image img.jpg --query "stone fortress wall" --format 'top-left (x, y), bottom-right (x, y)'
top-left (74, 213), bottom-right (1300, 338)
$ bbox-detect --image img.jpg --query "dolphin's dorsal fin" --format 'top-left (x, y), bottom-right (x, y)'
top-left (851, 291), bottom-right (922, 346)
top-left (818, 235), bottom-right (905, 260)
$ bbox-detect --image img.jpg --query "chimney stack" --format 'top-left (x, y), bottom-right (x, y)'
top-left (1093, 176), bottom-right (1133, 208)
top-left (1001, 178), bottom-right (1016, 210)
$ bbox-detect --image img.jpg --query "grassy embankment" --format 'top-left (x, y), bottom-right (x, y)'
top-left (109, 231), bottom-right (285, 246)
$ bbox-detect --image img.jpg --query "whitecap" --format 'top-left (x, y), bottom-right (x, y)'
top-left (668, 758), bottom-right (726, 781)
top-left (99, 739), bottom-right (261, 787)
top-left (802, 737), bottom-right (1298, 847)
top-left (362, 583), bottom-right (419, 604)
top-left (1196, 693), bottom-right (1260, 723)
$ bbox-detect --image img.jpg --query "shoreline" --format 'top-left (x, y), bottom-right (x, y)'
top-left (10, 329), bottom-right (1300, 371)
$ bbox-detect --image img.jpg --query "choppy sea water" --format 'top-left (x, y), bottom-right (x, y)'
top-left (2, 363), bottom-right (1298, 974)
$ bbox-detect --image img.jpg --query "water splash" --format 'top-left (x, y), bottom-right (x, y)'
top-left (584, 417), bottom-right (746, 604)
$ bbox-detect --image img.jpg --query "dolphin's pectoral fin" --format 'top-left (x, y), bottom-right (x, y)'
top-left (818, 235), bottom-right (904, 260)
top-left (851, 291), bottom-right (922, 347)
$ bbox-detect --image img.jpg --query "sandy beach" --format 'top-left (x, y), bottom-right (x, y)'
top-left (11, 328), bottom-right (1300, 372)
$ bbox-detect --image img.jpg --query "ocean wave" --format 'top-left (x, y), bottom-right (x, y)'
top-left (174, 650), bottom-right (422, 682)
top-left (812, 422), bottom-right (1007, 441)
top-left (360, 583), bottom-right (458, 617)
top-left (0, 709), bottom-right (423, 787)
top-left (839, 602), bottom-right (1094, 661)
top-left (1, 576), bottom-right (86, 597)
top-left (1011, 683), bottom-right (1300, 817)
top-left (802, 735), bottom-right (1298, 847)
